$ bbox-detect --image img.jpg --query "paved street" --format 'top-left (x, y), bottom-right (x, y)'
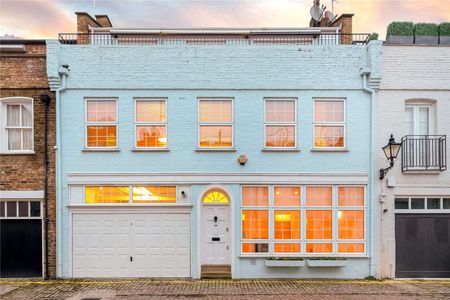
top-left (1, 279), bottom-right (449, 300)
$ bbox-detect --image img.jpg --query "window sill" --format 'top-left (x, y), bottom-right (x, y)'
top-left (131, 148), bottom-right (170, 152)
top-left (195, 148), bottom-right (237, 152)
top-left (0, 150), bottom-right (35, 155)
top-left (238, 254), bottom-right (369, 258)
top-left (82, 148), bottom-right (120, 152)
top-left (67, 203), bottom-right (193, 208)
top-left (310, 148), bottom-right (349, 152)
top-left (261, 148), bottom-right (300, 153)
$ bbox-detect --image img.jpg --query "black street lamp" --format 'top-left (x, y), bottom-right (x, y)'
top-left (380, 134), bottom-right (402, 180)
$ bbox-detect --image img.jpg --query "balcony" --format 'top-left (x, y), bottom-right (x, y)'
top-left (401, 135), bottom-right (447, 172)
top-left (58, 32), bottom-right (373, 46)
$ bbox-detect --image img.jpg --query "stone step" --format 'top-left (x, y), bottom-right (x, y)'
top-left (201, 265), bottom-right (231, 279)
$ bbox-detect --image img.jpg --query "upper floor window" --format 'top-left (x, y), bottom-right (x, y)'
top-left (85, 99), bottom-right (117, 148)
top-left (0, 97), bottom-right (33, 153)
top-left (135, 99), bottom-right (167, 148)
top-left (198, 98), bottom-right (233, 148)
top-left (404, 104), bottom-right (433, 135)
top-left (313, 99), bottom-right (345, 148)
top-left (264, 98), bottom-right (297, 148)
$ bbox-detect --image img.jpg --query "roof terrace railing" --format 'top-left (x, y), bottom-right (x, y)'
top-left (58, 32), bottom-right (372, 45)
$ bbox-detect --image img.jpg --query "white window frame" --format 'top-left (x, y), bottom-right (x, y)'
top-left (312, 98), bottom-right (346, 149)
top-left (84, 98), bottom-right (118, 149)
top-left (134, 98), bottom-right (168, 149)
top-left (0, 97), bottom-right (34, 154)
top-left (404, 104), bottom-right (434, 136)
top-left (263, 98), bottom-right (298, 149)
top-left (394, 196), bottom-right (450, 213)
top-left (240, 184), bottom-right (367, 257)
top-left (197, 97), bottom-right (234, 149)
top-left (0, 199), bottom-right (42, 219)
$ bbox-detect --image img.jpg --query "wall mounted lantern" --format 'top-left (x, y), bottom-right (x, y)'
top-left (237, 154), bottom-right (248, 165)
top-left (380, 134), bottom-right (402, 180)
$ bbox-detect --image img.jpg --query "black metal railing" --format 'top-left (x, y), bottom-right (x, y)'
top-left (58, 32), bottom-right (372, 46)
top-left (401, 135), bottom-right (447, 172)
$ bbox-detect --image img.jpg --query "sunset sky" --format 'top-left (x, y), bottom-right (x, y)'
top-left (1, 0), bottom-right (449, 40)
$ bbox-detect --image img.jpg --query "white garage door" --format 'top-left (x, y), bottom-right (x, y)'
top-left (72, 213), bottom-right (190, 278)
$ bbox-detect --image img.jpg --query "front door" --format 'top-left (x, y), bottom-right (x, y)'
top-left (201, 190), bottom-right (230, 265)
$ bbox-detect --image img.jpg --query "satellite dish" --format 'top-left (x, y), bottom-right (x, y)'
top-left (310, 5), bottom-right (323, 22)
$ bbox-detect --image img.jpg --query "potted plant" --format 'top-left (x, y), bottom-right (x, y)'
top-left (386, 22), bottom-right (414, 44)
top-left (368, 32), bottom-right (379, 42)
top-left (306, 257), bottom-right (347, 267)
top-left (439, 22), bottom-right (450, 45)
top-left (265, 257), bottom-right (305, 267)
top-left (414, 23), bottom-right (439, 45)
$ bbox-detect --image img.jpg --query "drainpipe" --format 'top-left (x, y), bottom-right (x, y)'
top-left (361, 69), bottom-right (378, 278)
top-left (40, 94), bottom-right (51, 279)
top-left (55, 65), bottom-right (69, 277)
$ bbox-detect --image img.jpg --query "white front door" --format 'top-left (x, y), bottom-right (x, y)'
top-left (201, 190), bottom-right (231, 265)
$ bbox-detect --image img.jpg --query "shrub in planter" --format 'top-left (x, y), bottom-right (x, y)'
top-left (306, 257), bottom-right (347, 267)
top-left (414, 23), bottom-right (439, 45)
top-left (386, 22), bottom-right (414, 44)
top-left (368, 33), bottom-right (379, 42)
top-left (265, 257), bottom-right (305, 267)
top-left (439, 22), bottom-right (450, 45)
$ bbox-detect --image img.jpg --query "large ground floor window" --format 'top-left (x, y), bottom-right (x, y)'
top-left (241, 185), bottom-right (366, 256)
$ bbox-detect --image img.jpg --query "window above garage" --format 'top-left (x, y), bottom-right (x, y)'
top-left (395, 197), bottom-right (450, 212)
top-left (84, 185), bottom-right (177, 204)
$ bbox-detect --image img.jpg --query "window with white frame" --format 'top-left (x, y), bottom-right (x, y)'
top-left (395, 197), bottom-right (450, 210)
top-left (264, 98), bottom-right (297, 148)
top-left (85, 99), bottom-right (118, 148)
top-left (0, 200), bottom-right (41, 218)
top-left (241, 185), bottom-right (366, 255)
top-left (313, 99), bottom-right (345, 148)
top-left (135, 99), bottom-right (167, 148)
top-left (198, 98), bottom-right (233, 148)
top-left (84, 186), bottom-right (177, 204)
top-left (404, 104), bottom-right (433, 136)
top-left (0, 97), bottom-right (33, 153)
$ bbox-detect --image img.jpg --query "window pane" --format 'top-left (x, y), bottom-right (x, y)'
top-left (306, 243), bottom-right (332, 253)
top-left (87, 125), bottom-right (117, 147)
top-left (265, 100), bottom-right (295, 122)
top-left (7, 129), bottom-right (21, 150)
top-left (21, 104), bottom-right (32, 127)
top-left (6, 202), bottom-right (17, 217)
top-left (22, 129), bottom-right (33, 150)
top-left (404, 107), bottom-right (414, 135)
top-left (418, 107), bottom-right (429, 135)
top-left (427, 198), bottom-right (440, 209)
top-left (199, 125), bottom-right (232, 148)
top-left (274, 210), bottom-right (300, 239)
top-left (444, 198), bottom-right (450, 209)
top-left (242, 210), bottom-right (268, 239)
top-left (87, 100), bottom-right (116, 122)
top-left (0, 202), bottom-right (5, 217)
top-left (30, 201), bottom-right (41, 217)
top-left (265, 126), bottom-right (295, 148)
top-left (132, 186), bottom-right (176, 203)
top-left (136, 100), bottom-right (166, 122)
top-left (314, 126), bottom-right (344, 148)
top-left (85, 186), bottom-right (129, 204)
top-left (18, 201), bottom-right (28, 217)
top-left (242, 187), bottom-right (268, 206)
top-left (314, 100), bottom-right (344, 123)
top-left (203, 190), bottom-right (229, 204)
top-left (136, 125), bottom-right (167, 148)
top-left (274, 187), bottom-right (300, 206)
top-left (6, 105), bottom-right (20, 126)
top-left (306, 210), bottom-right (332, 239)
top-left (338, 187), bottom-right (364, 206)
top-left (274, 243), bottom-right (300, 253)
top-left (338, 243), bottom-right (364, 253)
top-left (242, 243), bottom-right (268, 253)
top-left (199, 100), bottom-right (232, 123)
top-left (338, 210), bottom-right (364, 239)
top-left (411, 198), bottom-right (425, 209)
top-left (395, 198), bottom-right (409, 209)
top-left (306, 187), bottom-right (332, 206)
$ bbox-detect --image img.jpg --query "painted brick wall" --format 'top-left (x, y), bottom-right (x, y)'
top-left (0, 43), bottom-right (57, 278)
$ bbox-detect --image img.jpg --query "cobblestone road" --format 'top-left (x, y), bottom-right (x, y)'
top-left (1, 279), bottom-right (449, 299)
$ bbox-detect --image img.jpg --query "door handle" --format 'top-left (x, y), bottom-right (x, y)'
top-left (130, 256), bottom-right (133, 262)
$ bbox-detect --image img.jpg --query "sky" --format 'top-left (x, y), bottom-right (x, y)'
top-left (0, 0), bottom-right (449, 40)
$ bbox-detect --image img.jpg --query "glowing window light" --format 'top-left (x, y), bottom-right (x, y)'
top-left (203, 190), bottom-right (229, 204)
top-left (275, 214), bottom-right (292, 222)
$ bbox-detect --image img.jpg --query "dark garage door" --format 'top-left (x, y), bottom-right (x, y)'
top-left (396, 214), bottom-right (450, 278)
top-left (0, 219), bottom-right (42, 277)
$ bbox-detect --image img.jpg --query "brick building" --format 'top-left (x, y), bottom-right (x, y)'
top-left (0, 40), bottom-right (56, 278)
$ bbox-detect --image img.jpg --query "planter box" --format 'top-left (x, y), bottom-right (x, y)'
top-left (265, 260), bottom-right (305, 267)
top-left (415, 35), bottom-right (439, 45)
top-left (386, 35), bottom-right (414, 45)
top-left (439, 36), bottom-right (450, 45)
top-left (306, 259), bottom-right (347, 267)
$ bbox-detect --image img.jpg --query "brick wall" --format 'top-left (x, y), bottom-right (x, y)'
top-left (0, 42), bottom-right (57, 278)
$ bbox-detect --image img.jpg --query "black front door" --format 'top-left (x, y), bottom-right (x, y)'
top-left (395, 214), bottom-right (450, 278)
top-left (0, 219), bottom-right (42, 277)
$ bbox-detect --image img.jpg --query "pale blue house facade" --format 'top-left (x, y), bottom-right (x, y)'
top-left (47, 13), bottom-right (382, 279)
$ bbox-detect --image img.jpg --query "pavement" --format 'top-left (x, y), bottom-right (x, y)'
top-left (0, 278), bottom-right (449, 300)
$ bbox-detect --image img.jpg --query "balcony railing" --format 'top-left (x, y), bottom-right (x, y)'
top-left (401, 135), bottom-right (447, 172)
top-left (58, 32), bottom-right (372, 46)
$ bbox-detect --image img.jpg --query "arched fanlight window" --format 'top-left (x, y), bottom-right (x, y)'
top-left (203, 190), bottom-right (229, 204)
